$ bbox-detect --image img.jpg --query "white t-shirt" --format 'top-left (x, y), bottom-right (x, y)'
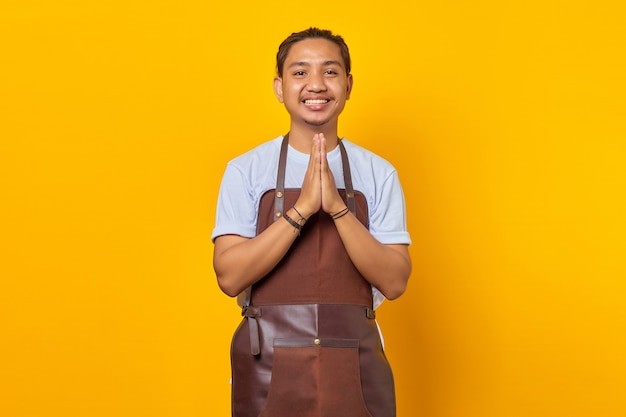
top-left (212, 136), bottom-right (411, 309)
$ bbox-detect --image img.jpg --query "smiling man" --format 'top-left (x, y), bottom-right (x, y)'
top-left (212, 27), bottom-right (412, 417)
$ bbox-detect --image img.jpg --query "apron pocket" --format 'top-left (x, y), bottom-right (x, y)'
top-left (258, 338), bottom-right (374, 417)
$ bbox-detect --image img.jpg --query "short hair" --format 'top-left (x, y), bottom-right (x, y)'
top-left (276, 27), bottom-right (351, 77)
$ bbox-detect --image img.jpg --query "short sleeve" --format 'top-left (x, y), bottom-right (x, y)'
top-left (211, 163), bottom-right (259, 242)
top-left (368, 171), bottom-right (411, 246)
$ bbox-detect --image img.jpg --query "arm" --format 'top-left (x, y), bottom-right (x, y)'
top-left (213, 206), bottom-right (303, 297)
top-left (319, 135), bottom-right (412, 299)
top-left (214, 138), bottom-right (324, 297)
top-left (332, 214), bottom-right (411, 300)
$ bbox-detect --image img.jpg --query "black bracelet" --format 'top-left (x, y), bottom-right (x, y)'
top-left (282, 212), bottom-right (302, 234)
top-left (332, 209), bottom-right (350, 220)
top-left (292, 206), bottom-right (307, 224)
top-left (331, 207), bottom-right (350, 220)
top-left (330, 206), bottom-right (348, 217)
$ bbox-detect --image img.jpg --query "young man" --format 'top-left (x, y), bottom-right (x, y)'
top-left (212, 27), bottom-right (411, 417)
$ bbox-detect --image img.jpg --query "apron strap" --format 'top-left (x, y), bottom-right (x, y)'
top-left (273, 134), bottom-right (290, 221)
top-left (338, 139), bottom-right (356, 214)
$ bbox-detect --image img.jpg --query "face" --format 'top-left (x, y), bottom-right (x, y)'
top-left (274, 38), bottom-right (353, 129)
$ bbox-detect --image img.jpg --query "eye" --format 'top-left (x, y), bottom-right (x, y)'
top-left (324, 69), bottom-right (338, 76)
top-left (293, 71), bottom-right (306, 76)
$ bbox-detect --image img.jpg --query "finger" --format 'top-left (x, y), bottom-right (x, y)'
top-left (314, 133), bottom-right (321, 160)
top-left (319, 133), bottom-right (330, 172)
top-left (307, 135), bottom-right (316, 169)
top-left (304, 134), bottom-right (319, 176)
top-left (296, 134), bottom-right (323, 216)
top-left (314, 134), bottom-right (323, 172)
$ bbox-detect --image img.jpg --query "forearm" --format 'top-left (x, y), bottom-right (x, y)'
top-left (213, 208), bottom-right (302, 297)
top-left (332, 211), bottom-right (411, 300)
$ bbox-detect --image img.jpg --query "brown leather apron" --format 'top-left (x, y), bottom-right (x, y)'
top-left (231, 136), bottom-right (396, 417)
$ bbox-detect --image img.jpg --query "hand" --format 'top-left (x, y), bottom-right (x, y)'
top-left (319, 134), bottom-right (345, 214)
top-left (295, 134), bottom-right (323, 218)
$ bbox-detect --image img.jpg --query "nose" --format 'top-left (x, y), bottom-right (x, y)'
top-left (307, 71), bottom-right (326, 92)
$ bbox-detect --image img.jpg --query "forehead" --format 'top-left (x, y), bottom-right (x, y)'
top-left (284, 38), bottom-right (344, 68)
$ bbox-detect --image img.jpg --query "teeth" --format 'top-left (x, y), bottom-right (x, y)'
top-left (305, 99), bottom-right (328, 104)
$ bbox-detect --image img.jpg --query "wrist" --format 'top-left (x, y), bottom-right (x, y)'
top-left (291, 205), bottom-right (308, 223)
top-left (293, 202), bottom-right (316, 219)
top-left (282, 211), bottom-right (303, 235)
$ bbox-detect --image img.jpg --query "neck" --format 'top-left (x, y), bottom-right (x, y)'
top-left (287, 124), bottom-right (339, 153)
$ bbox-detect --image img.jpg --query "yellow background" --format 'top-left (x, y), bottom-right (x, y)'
top-left (1, 1), bottom-right (625, 416)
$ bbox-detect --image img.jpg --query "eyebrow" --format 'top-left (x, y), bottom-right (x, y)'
top-left (287, 60), bottom-right (344, 69)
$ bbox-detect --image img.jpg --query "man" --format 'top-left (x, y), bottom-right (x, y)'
top-left (212, 27), bottom-right (411, 417)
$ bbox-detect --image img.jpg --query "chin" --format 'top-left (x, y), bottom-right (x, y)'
top-left (302, 116), bottom-right (334, 126)
top-left (304, 121), bottom-right (328, 127)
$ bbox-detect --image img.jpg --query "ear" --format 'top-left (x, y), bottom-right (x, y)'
top-left (346, 73), bottom-right (354, 100)
top-left (273, 76), bottom-right (284, 103)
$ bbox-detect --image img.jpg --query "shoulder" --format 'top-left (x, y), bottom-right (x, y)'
top-left (226, 136), bottom-right (283, 169)
top-left (341, 139), bottom-right (397, 175)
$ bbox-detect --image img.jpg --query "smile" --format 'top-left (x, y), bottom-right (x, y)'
top-left (304, 99), bottom-right (330, 105)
